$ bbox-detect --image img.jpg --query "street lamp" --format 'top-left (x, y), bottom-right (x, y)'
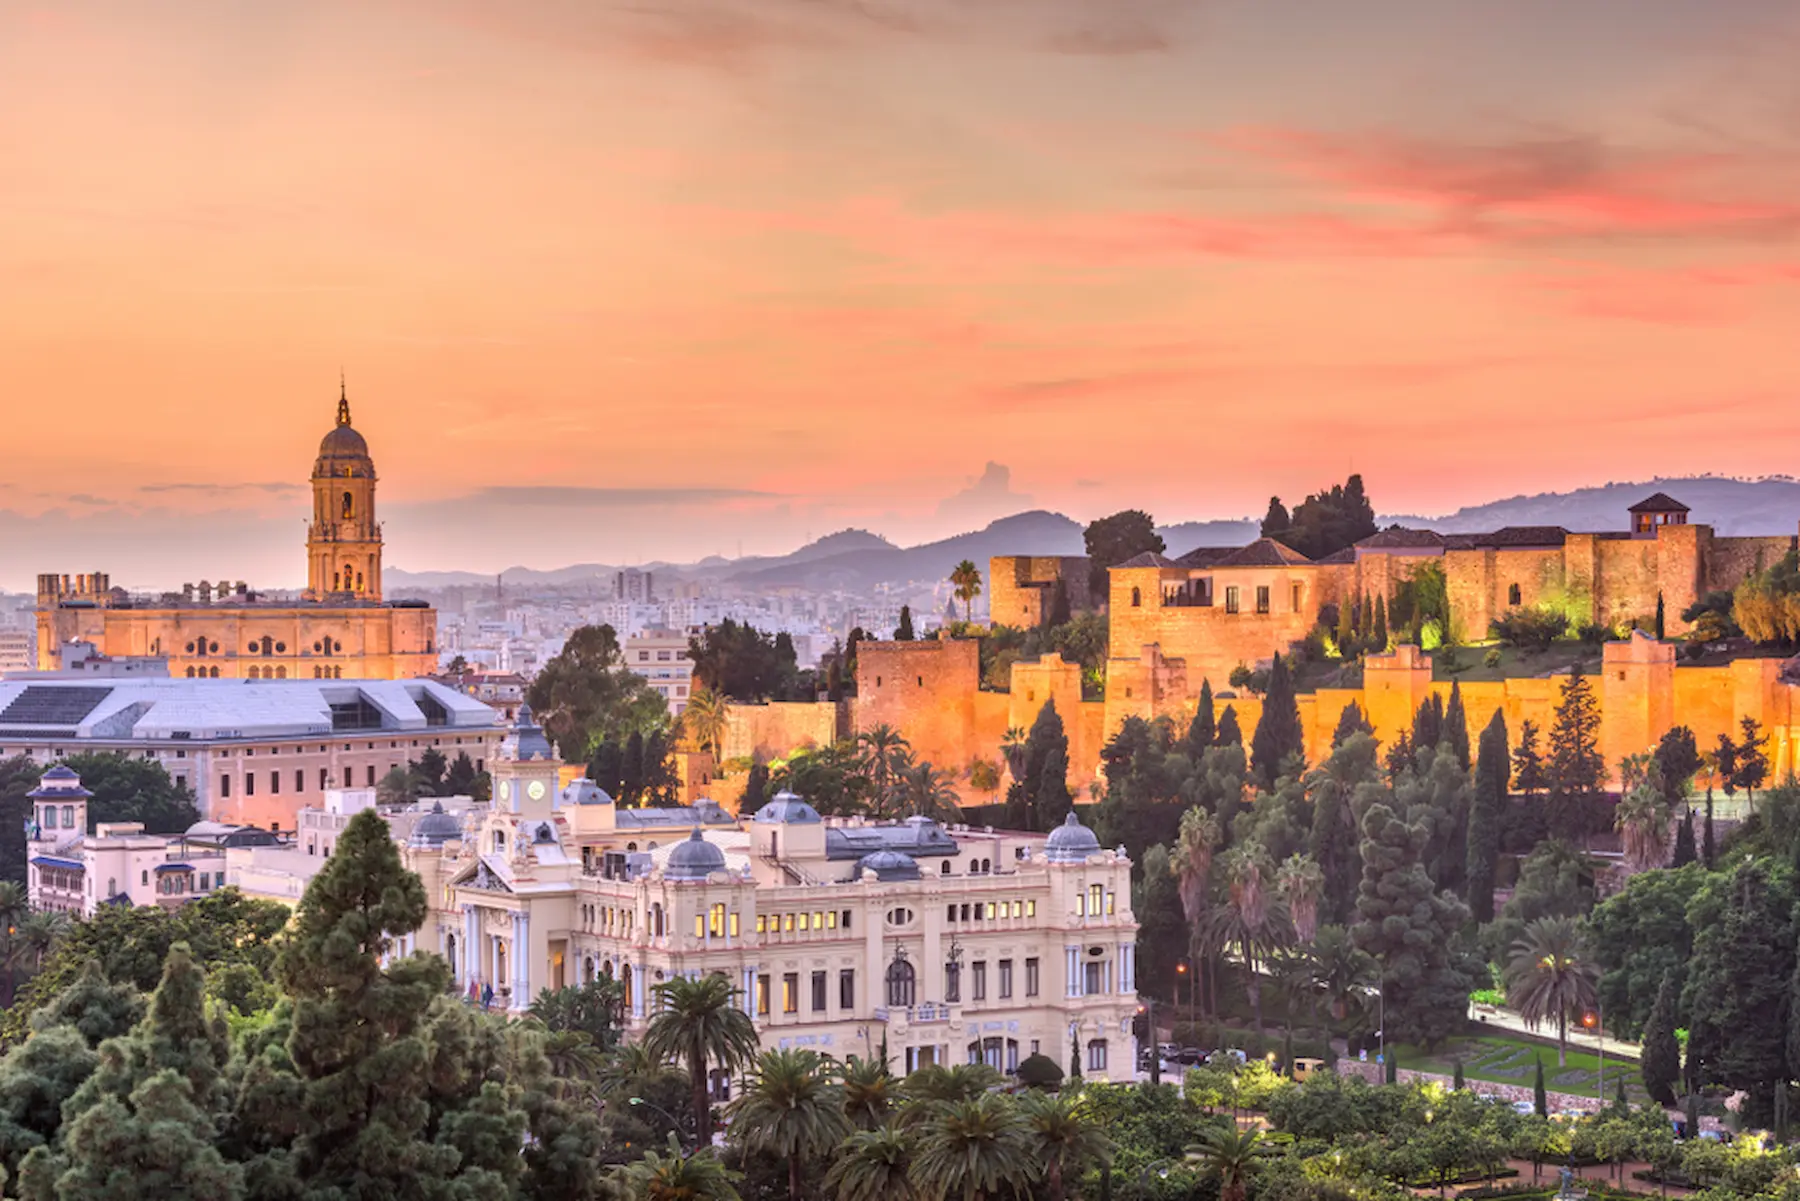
top-left (629, 1096), bottom-right (688, 1150)
top-left (1176, 960), bottom-right (1190, 1041)
top-left (1139, 1001), bottom-right (1160, 1086)
top-left (1583, 1004), bottom-right (1604, 1107)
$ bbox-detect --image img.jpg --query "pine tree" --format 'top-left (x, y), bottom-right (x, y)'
top-left (1351, 803), bottom-right (1472, 1047)
top-left (1186, 681), bottom-right (1216, 756)
top-left (1260, 497), bottom-right (1291, 541)
top-left (260, 807), bottom-right (526, 1197)
top-left (1021, 701), bottom-right (1070, 833)
top-left (1385, 731), bottom-right (1416, 779)
top-left (1513, 720), bottom-right (1547, 798)
top-left (1035, 742), bottom-right (1074, 830)
top-left (894, 606), bottom-right (915, 641)
top-left (742, 762), bottom-right (771, 813)
top-left (1251, 654), bottom-right (1303, 789)
top-left (1069, 1029), bottom-right (1082, 1082)
top-left (1453, 1060), bottom-right (1465, 1090)
top-left (1442, 682), bottom-right (1471, 772)
top-left (1216, 706), bottom-right (1243, 748)
top-left (1336, 599), bottom-right (1355, 658)
top-left (1373, 596), bottom-right (1389, 652)
top-left (1655, 592), bottom-right (1666, 640)
top-left (1672, 808), bottom-right (1696, 867)
top-left (1640, 970), bottom-right (1681, 1106)
top-left (1466, 711), bottom-right (1508, 924)
top-left (1534, 1060), bottom-right (1548, 1117)
top-left (1547, 666), bottom-right (1603, 841)
top-left (1332, 702), bottom-right (1371, 748)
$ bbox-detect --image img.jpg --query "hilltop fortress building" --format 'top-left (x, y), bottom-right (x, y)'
top-left (35, 387), bottom-right (437, 681)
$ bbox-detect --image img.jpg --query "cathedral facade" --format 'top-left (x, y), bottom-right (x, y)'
top-left (36, 387), bottom-right (438, 680)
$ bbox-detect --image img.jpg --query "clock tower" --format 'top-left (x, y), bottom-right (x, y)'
top-left (492, 703), bottom-right (560, 814)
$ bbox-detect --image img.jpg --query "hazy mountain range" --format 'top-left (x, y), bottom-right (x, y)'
top-left (384, 476), bottom-right (1800, 594)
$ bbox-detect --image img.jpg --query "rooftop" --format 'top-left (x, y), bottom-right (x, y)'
top-left (1628, 492), bottom-right (1690, 514)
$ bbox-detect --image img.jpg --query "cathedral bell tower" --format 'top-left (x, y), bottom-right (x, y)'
top-left (306, 378), bottom-right (383, 601)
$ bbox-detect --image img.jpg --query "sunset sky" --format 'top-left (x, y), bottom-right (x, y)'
top-left (5, 0), bottom-right (1800, 589)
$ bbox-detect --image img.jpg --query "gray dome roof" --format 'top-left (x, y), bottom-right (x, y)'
top-left (665, 828), bottom-right (726, 880)
top-left (1044, 810), bottom-right (1100, 863)
top-left (503, 703), bottom-right (555, 763)
top-left (855, 850), bottom-right (921, 881)
top-left (314, 390), bottom-right (373, 474)
top-left (753, 792), bottom-right (822, 824)
top-left (409, 802), bottom-right (463, 848)
top-left (563, 780), bottom-right (614, 806)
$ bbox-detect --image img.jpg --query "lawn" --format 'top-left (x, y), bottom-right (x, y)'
top-left (1384, 1033), bottom-right (1648, 1105)
top-left (1429, 641), bottom-right (1603, 683)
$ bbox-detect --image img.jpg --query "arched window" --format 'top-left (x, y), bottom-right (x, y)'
top-left (1130, 587), bottom-right (1141, 607)
top-left (248, 666), bottom-right (260, 680)
top-left (186, 666), bottom-right (196, 678)
top-left (1508, 583), bottom-right (1522, 606)
top-left (107, 877), bottom-right (116, 896)
top-left (355, 571), bottom-right (364, 592)
top-left (276, 666), bottom-right (287, 679)
top-left (261, 635), bottom-right (274, 655)
top-left (885, 956), bottom-right (916, 1008)
top-left (333, 666), bottom-right (342, 679)
top-left (342, 492), bottom-right (354, 520)
top-left (210, 666), bottom-right (220, 678)
top-left (941, 861), bottom-right (951, 875)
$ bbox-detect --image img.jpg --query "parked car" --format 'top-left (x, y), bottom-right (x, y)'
top-left (1512, 1100), bottom-right (1535, 1115)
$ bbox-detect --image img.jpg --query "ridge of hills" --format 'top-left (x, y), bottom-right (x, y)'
top-left (384, 476), bottom-right (1800, 593)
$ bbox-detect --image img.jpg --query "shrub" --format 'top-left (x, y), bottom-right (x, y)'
top-left (1484, 648), bottom-right (1503, 668)
top-left (1015, 1052), bottom-right (1064, 1091)
top-left (1490, 607), bottom-right (1567, 652)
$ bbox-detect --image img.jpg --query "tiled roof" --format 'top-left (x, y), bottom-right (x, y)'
top-left (1481, 526), bottom-right (1570, 548)
top-left (1316, 547), bottom-right (1358, 565)
top-left (1214, 538), bottom-right (1313, 567)
top-left (1175, 547), bottom-right (1237, 568)
top-left (1628, 491), bottom-right (1690, 514)
top-left (1356, 527), bottom-right (1446, 550)
top-left (1113, 552), bottom-right (1180, 569)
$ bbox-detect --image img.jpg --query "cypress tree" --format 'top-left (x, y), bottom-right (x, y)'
top-left (1261, 497), bottom-right (1290, 540)
top-left (1615, 1076), bottom-right (1629, 1111)
top-left (1022, 700), bottom-right (1070, 832)
top-left (1035, 742), bottom-right (1074, 830)
top-left (621, 730), bottom-right (645, 805)
top-left (1047, 580), bottom-right (1072, 628)
top-left (1672, 808), bottom-right (1696, 867)
top-left (1442, 681), bottom-right (1471, 772)
top-left (894, 605), bottom-right (915, 641)
top-left (1373, 595), bottom-right (1389, 652)
top-left (1251, 653), bottom-right (1303, 789)
top-left (1069, 1029), bottom-right (1082, 1082)
top-left (1703, 796), bottom-right (1716, 867)
top-left (1336, 599), bottom-right (1355, 657)
top-left (1216, 706), bottom-right (1243, 748)
top-left (1411, 693), bottom-right (1443, 757)
top-left (1547, 666), bottom-right (1603, 841)
top-left (742, 761), bottom-right (771, 813)
top-left (1534, 1059), bottom-right (1548, 1117)
top-left (1684, 1092), bottom-right (1700, 1140)
top-left (1282, 1027), bottom-right (1294, 1077)
top-left (1641, 970), bottom-right (1681, 1106)
top-left (1332, 701), bottom-right (1371, 748)
top-left (1655, 592), bottom-right (1666, 641)
top-left (1385, 1053), bottom-right (1397, 1084)
top-left (1512, 720), bottom-right (1547, 798)
top-left (1186, 680), bottom-right (1216, 755)
top-left (1466, 710), bottom-right (1508, 924)
top-left (1453, 1060), bottom-right (1465, 1090)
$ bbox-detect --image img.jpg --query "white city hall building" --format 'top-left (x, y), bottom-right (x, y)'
top-left (430, 709), bottom-right (1142, 1084)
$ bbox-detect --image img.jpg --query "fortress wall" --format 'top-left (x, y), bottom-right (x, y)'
top-left (988, 555), bottom-right (1091, 629)
top-left (1703, 534), bottom-right (1796, 593)
top-left (1655, 524), bottom-right (1706, 635)
top-left (1592, 537), bottom-right (1661, 627)
top-left (722, 701), bottom-right (839, 763)
top-left (853, 639), bottom-right (980, 773)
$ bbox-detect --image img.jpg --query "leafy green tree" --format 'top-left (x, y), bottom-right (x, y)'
top-left (1331, 702), bottom-right (1371, 748)
top-left (1653, 727), bottom-right (1701, 803)
top-left (444, 751), bottom-right (479, 797)
top-left (728, 1048), bottom-right (850, 1201)
top-left (529, 624), bottom-right (671, 758)
top-left (1589, 863), bottom-right (1705, 1038)
top-left (1546, 667), bottom-right (1603, 840)
top-left (1351, 804), bottom-right (1472, 1047)
top-left (376, 764), bottom-right (417, 807)
top-left (644, 974), bottom-right (759, 1146)
top-left (530, 978), bottom-right (625, 1053)
top-left (261, 806), bottom-right (527, 1197)
top-left (1187, 681), bottom-right (1216, 755)
top-left (1504, 917), bottom-right (1597, 1066)
top-left (1251, 653), bottom-right (1304, 789)
top-left (1216, 706), bottom-right (1242, 748)
top-left (411, 747), bottom-right (448, 795)
top-left (894, 606), bottom-right (915, 641)
top-left (0, 758), bottom-right (43, 887)
top-left (61, 753), bottom-right (200, 834)
top-left (1084, 510), bottom-right (1165, 600)
top-left (621, 1134), bottom-right (741, 1201)
top-left (1260, 497), bottom-right (1291, 541)
top-left (688, 619), bottom-right (800, 703)
top-left (1640, 970), bottom-right (1681, 1106)
top-left (910, 1093), bottom-right (1035, 1201)
top-left (1671, 808), bottom-right (1696, 867)
top-left (1186, 1125), bottom-right (1275, 1201)
top-left (1266, 475), bottom-right (1378, 561)
top-left (589, 740), bottom-right (624, 798)
top-left (1466, 711), bottom-right (1508, 923)
top-left (1017, 700), bottom-right (1071, 833)
top-left (1683, 859), bottom-right (1795, 1122)
top-left (1485, 840), bottom-right (1594, 967)
top-left (1735, 716), bottom-right (1770, 802)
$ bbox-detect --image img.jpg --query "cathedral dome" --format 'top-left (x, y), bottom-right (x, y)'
top-left (1044, 810), bottom-right (1100, 863)
top-left (314, 384), bottom-right (374, 475)
top-left (665, 828), bottom-right (727, 881)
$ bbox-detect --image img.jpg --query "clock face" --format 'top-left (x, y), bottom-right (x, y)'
top-left (526, 780), bottom-right (546, 800)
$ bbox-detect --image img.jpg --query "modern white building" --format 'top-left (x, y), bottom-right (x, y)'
top-left (0, 676), bottom-right (503, 830)
top-left (624, 629), bottom-right (697, 715)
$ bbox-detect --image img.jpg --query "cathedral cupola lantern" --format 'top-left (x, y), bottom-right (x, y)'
top-left (306, 377), bottom-right (383, 601)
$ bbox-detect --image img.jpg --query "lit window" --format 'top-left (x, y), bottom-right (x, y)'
top-left (1089, 884), bottom-right (1103, 914)
top-left (729, 912), bottom-right (740, 937)
top-left (985, 902), bottom-right (996, 919)
top-left (695, 915), bottom-right (705, 938)
top-left (813, 911), bottom-right (823, 930)
top-left (710, 903), bottom-right (726, 937)
top-left (784, 914), bottom-right (794, 933)
top-left (826, 910), bottom-right (838, 929)
top-left (1011, 900), bottom-right (1022, 918)
top-left (798, 913), bottom-right (810, 932)
top-left (1106, 892), bottom-right (1116, 915)
top-left (756, 915), bottom-right (767, 934)
top-left (782, 973), bottom-right (798, 1014)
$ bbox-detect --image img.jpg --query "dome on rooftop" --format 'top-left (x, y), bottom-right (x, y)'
top-left (409, 802), bottom-right (464, 848)
top-left (1044, 810), bottom-right (1100, 864)
top-left (753, 792), bottom-right (822, 824)
top-left (563, 780), bottom-right (613, 806)
top-left (665, 828), bottom-right (727, 880)
top-left (855, 850), bottom-right (921, 882)
top-left (314, 385), bottom-right (373, 475)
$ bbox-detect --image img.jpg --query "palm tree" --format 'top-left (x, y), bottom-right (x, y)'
top-left (597, 1042), bottom-right (688, 1107)
top-left (1208, 842), bottom-right (1292, 1038)
top-left (643, 974), bottom-right (759, 1145)
top-left (826, 1125), bottom-right (919, 1201)
top-left (1614, 776), bottom-right (1671, 873)
top-left (1308, 926), bottom-right (1376, 1025)
top-left (999, 727), bottom-right (1028, 786)
top-left (1018, 1091), bottom-right (1111, 1201)
top-left (1187, 1125), bottom-right (1274, 1201)
top-left (950, 560), bottom-right (983, 623)
top-left (6, 910), bottom-right (69, 976)
top-left (1504, 916), bottom-right (1598, 1067)
top-left (618, 1133), bottom-right (741, 1201)
top-left (857, 725), bottom-right (912, 808)
top-left (897, 761), bottom-right (961, 823)
top-left (899, 1063), bottom-right (1003, 1122)
top-left (683, 687), bottom-right (732, 761)
top-left (910, 1092), bottom-right (1036, 1201)
top-left (842, 1055), bottom-right (897, 1130)
top-left (1172, 807), bottom-right (1220, 1027)
top-left (0, 880), bottom-right (27, 1006)
top-left (729, 1048), bottom-right (851, 1201)
top-left (1276, 853), bottom-right (1325, 945)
